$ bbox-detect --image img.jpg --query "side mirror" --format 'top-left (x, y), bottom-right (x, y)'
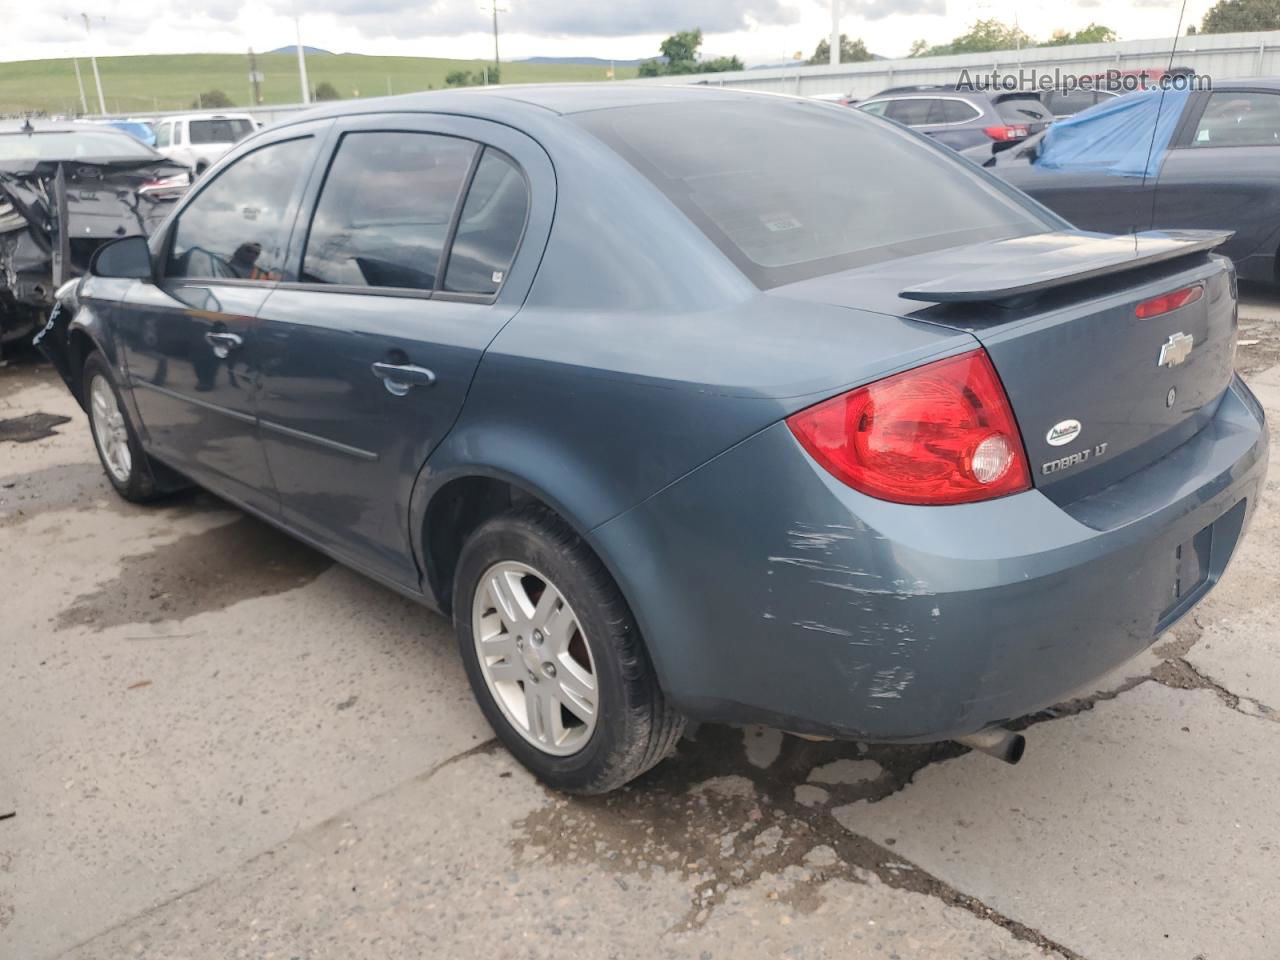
top-left (89, 235), bottom-right (155, 280)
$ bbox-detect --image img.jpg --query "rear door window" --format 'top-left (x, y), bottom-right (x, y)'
top-left (301, 131), bottom-right (476, 291)
top-left (885, 98), bottom-right (939, 126)
top-left (575, 99), bottom-right (1047, 288)
top-left (442, 148), bottom-right (529, 296)
top-left (1192, 92), bottom-right (1280, 147)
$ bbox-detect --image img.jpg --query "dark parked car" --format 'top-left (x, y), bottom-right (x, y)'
top-left (1041, 87), bottom-right (1120, 119)
top-left (977, 80), bottom-right (1280, 284)
top-left (0, 121), bottom-right (189, 353)
top-left (858, 87), bottom-right (1052, 151)
top-left (38, 87), bottom-right (1267, 793)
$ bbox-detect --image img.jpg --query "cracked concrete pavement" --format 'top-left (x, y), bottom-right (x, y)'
top-left (2, 292), bottom-right (1279, 960)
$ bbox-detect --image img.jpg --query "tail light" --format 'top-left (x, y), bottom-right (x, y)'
top-left (1134, 283), bottom-right (1203, 319)
top-left (137, 172), bottom-right (191, 198)
top-left (983, 124), bottom-right (1029, 142)
top-left (787, 349), bottom-right (1031, 506)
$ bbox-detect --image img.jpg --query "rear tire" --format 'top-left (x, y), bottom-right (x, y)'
top-left (83, 352), bottom-right (171, 503)
top-left (453, 505), bottom-right (684, 794)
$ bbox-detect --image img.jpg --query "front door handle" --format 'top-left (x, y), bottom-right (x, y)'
top-left (371, 361), bottom-right (436, 396)
top-left (204, 331), bottom-right (243, 359)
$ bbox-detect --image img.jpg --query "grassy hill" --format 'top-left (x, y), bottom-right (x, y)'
top-left (0, 52), bottom-right (639, 116)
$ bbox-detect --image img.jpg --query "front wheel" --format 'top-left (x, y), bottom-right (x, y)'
top-left (83, 352), bottom-right (169, 503)
top-left (453, 505), bottom-right (684, 794)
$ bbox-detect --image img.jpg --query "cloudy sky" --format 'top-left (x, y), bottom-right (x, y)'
top-left (4, 0), bottom-right (1215, 65)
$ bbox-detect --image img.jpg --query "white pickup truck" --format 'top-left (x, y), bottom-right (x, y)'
top-left (151, 113), bottom-right (258, 175)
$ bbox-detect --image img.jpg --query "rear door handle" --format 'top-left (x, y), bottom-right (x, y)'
top-left (204, 331), bottom-right (243, 359)
top-left (371, 361), bottom-right (436, 396)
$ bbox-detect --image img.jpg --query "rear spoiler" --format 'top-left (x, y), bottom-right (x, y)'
top-left (899, 230), bottom-right (1233, 303)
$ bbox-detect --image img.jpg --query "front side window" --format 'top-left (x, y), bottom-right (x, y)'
top-left (576, 99), bottom-right (1045, 288)
top-left (189, 118), bottom-right (255, 145)
top-left (166, 137), bottom-right (313, 282)
top-left (153, 122), bottom-right (171, 148)
top-left (301, 131), bottom-right (475, 291)
top-left (443, 148), bottom-right (529, 296)
top-left (1192, 92), bottom-right (1280, 147)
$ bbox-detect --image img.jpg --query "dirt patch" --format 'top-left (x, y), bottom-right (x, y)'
top-left (1236, 318), bottom-right (1280, 378)
top-left (0, 412), bottom-right (71, 443)
top-left (56, 513), bottom-right (333, 631)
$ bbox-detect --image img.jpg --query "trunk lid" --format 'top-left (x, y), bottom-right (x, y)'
top-left (771, 230), bottom-right (1238, 505)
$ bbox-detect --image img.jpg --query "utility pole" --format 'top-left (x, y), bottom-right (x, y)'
top-left (482, 3), bottom-right (506, 83)
top-left (248, 48), bottom-right (263, 105)
top-left (295, 15), bottom-right (311, 104)
top-left (80, 13), bottom-right (107, 115)
top-left (830, 0), bottom-right (840, 66)
top-left (72, 58), bottom-right (88, 115)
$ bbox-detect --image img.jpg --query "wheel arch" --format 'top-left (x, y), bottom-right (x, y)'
top-left (413, 462), bottom-right (614, 618)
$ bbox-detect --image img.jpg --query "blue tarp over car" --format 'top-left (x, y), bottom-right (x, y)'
top-left (1036, 87), bottom-right (1190, 177)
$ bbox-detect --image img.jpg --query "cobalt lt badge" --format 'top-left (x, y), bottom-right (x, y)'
top-left (1158, 332), bottom-right (1194, 368)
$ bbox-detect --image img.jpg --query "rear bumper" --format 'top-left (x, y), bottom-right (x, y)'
top-left (590, 375), bottom-right (1268, 741)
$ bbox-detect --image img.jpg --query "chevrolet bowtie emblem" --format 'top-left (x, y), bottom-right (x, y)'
top-left (1158, 332), bottom-right (1194, 368)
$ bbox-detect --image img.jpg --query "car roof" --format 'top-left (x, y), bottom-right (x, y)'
top-left (861, 89), bottom-right (989, 102)
top-left (161, 113), bottom-right (256, 122)
top-left (0, 119), bottom-right (139, 136)
top-left (276, 82), bottom-right (808, 127)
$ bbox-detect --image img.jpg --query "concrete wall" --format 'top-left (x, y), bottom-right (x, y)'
top-left (632, 30), bottom-right (1280, 100)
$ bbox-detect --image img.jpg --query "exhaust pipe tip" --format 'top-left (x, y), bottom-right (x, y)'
top-left (954, 727), bottom-right (1025, 765)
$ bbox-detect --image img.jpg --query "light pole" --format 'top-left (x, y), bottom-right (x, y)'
top-left (830, 0), bottom-right (840, 66)
top-left (80, 13), bottom-right (107, 115)
top-left (72, 58), bottom-right (88, 115)
top-left (295, 15), bottom-right (311, 104)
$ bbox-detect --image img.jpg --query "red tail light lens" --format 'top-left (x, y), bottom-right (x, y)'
top-left (787, 349), bottom-right (1031, 506)
top-left (1134, 283), bottom-right (1203, 319)
top-left (983, 124), bottom-right (1029, 142)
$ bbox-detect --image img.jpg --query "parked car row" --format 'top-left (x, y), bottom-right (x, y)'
top-left (36, 85), bottom-right (1268, 794)
top-left (974, 80), bottom-right (1280, 284)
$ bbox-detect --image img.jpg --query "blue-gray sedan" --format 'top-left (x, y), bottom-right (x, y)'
top-left (37, 85), bottom-right (1268, 793)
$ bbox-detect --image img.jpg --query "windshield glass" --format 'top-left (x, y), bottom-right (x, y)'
top-left (575, 99), bottom-right (1048, 288)
top-left (0, 129), bottom-right (159, 161)
top-left (189, 118), bottom-right (255, 145)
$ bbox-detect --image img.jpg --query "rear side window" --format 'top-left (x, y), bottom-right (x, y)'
top-left (301, 131), bottom-right (476, 291)
top-left (167, 137), bottom-right (312, 281)
top-left (938, 99), bottom-right (980, 123)
top-left (884, 98), bottom-right (938, 126)
top-left (575, 99), bottom-right (1046, 288)
top-left (443, 148), bottom-right (529, 296)
top-left (1192, 91), bottom-right (1280, 147)
top-left (189, 118), bottom-right (255, 145)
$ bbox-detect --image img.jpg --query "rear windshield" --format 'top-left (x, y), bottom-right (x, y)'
top-left (0, 130), bottom-right (158, 161)
top-left (996, 96), bottom-right (1052, 123)
top-left (574, 99), bottom-right (1047, 288)
top-left (189, 118), bottom-right (255, 145)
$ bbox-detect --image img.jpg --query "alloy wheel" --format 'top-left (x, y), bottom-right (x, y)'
top-left (471, 560), bottom-right (599, 756)
top-left (89, 374), bottom-right (132, 484)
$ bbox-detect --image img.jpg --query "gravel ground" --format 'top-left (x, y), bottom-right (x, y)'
top-left (3, 291), bottom-right (1278, 960)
